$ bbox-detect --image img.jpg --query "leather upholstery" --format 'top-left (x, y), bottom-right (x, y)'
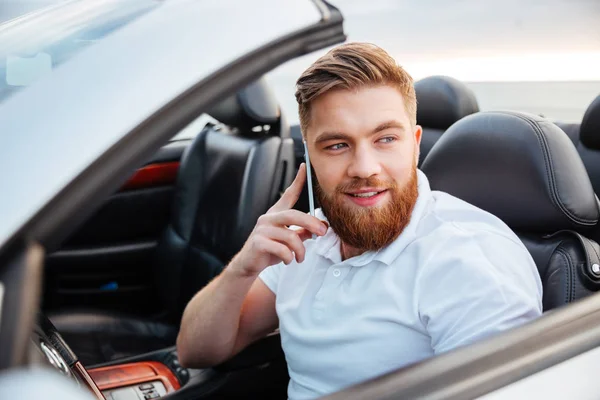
top-left (206, 78), bottom-right (282, 136)
top-left (154, 130), bottom-right (292, 317)
top-left (554, 122), bottom-right (580, 145)
top-left (50, 78), bottom-right (295, 366)
top-left (520, 234), bottom-right (596, 311)
top-left (579, 95), bottom-right (600, 150)
top-left (422, 111), bottom-right (599, 233)
top-left (415, 76), bottom-right (479, 166)
top-left (556, 95), bottom-right (600, 197)
top-left (422, 110), bottom-right (600, 311)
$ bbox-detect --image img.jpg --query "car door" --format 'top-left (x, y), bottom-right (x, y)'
top-left (43, 136), bottom-right (191, 317)
top-left (43, 113), bottom-right (218, 317)
top-left (0, 0), bottom-right (346, 377)
top-left (2, 1), bottom-right (340, 322)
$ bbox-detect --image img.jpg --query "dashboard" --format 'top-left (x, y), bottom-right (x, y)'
top-left (32, 313), bottom-right (180, 400)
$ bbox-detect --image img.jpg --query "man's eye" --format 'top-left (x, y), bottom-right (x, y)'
top-left (327, 143), bottom-right (347, 151)
top-left (379, 136), bottom-right (396, 143)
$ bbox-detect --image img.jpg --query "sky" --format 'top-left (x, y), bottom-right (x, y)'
top-left (266, 0), bottom-right (600, 122)
top-left (3, 0), bottom-right (600, 122)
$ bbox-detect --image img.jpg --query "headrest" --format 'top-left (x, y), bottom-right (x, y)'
top-left (421, 111), bottom-right (599, 232)
top-left (415, 76), bottom-right (479, 130)
top-left (580, 95), bottom-right (600, 149)
top-left (207, 77), bottom-right (281, 135)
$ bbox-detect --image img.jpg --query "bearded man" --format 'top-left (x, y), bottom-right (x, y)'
top-left (177, 42), bottom-right (542, 399)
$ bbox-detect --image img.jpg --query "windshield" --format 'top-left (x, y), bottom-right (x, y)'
top-left (268, 0), bottom-right (600, 123)
top-left (0, 0), bottom-right (161, 104)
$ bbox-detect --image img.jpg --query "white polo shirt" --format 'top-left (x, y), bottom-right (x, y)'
top-left (259, 170), bottom-right (542, 400)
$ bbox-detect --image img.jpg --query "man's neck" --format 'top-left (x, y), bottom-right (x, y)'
top-left (341, 241), bottom-right (366, 261)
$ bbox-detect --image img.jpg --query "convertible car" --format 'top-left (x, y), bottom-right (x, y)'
top-left (1, 0), bottom-right (600, 399)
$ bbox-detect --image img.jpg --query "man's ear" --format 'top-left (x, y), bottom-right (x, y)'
top-left (414, 125), bottom-right (423, 166)
top-left (414, 124), bottom-right (423, 146)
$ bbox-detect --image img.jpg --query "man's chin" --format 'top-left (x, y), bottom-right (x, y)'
top-left (321, 202), bottom-right (403, 251)
top-left (318, 170), bottom-right (419, 252)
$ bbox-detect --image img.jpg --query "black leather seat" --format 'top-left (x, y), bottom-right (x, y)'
top-left (415, 75), bottom-right (479, 166)
top-left (422, 110), bottom-right (600, 311)
top-left (49, 78), bottom-right (296, 366)
top-left (556, 95), bottom-right (600, 194)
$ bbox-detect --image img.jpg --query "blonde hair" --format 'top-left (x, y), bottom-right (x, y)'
top-left (295, 42), bottom-right (417, 136)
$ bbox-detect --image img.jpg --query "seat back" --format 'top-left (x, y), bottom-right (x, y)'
top-left (519, 232), bottom-right (600, 310)
top-left (414, 75), bottom-right (479, 166)
top-left (556, 95), bottom-right (600, 243)
top-left (563, 96), bottom-right (600, 193)
top-left (422, 111), bottom-right (600, 311)
top-left (154, 78), bottom-right (295, 321)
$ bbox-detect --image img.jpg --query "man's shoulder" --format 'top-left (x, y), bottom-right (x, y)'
top-left (405, 191), bottom-right (535, 275)
top-left (417, 189), bottom-right (523, 247)
top-left (411, 197), bottom-right (540, 295)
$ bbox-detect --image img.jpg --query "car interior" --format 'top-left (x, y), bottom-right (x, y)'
top-left (34, 72), bottom-right (600, 399)
top-left (414, 75), bottom-right (480, 166)
top-left (46, 77), bottom-right (294, 361)
top-left (421, 110), bottom-right (600, 311)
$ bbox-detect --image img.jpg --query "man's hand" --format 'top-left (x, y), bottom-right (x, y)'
top-left (178, 164), bottom-right (326, 367)
top-left (230, 163), bottom-right (328, 277)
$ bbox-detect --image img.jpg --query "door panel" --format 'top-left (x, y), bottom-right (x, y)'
top-left (43, 139), bottom-right (192, 316)
top-left (45, 242), bottom-right (157, 314)
top-left (60, 186), bottom-right (175, 247)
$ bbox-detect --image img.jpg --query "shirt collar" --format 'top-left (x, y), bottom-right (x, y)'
top-left (313, 169), bottom-right (433, 267)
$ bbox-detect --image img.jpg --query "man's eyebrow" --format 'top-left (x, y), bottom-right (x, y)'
top-left (314, 120), bottom-right (406, 144)
top-left (314, 132), bottom-right (351, 144)
top-left (373, 120), bottom-right (406, 133)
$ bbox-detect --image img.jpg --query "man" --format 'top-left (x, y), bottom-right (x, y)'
top-left (177, 42), bottom-right (542, 399)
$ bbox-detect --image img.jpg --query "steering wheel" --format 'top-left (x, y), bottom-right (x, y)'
top-left (32, 313), bottom-right (105, 399)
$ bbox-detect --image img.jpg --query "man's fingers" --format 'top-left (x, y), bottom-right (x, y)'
top-left (260, 226), bottom-right (307, 263)
top-left (270, 163), bottom-right (307, 212)
top-left (296, 228), bottom-right (314, 242)
top-left (265, 209), bottom-right (327, 236)
top-left (256, 237), bottom-right (294, 265)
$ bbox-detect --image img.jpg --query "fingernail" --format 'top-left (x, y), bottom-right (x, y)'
top-left (320, 222), bottom-right (328, 234)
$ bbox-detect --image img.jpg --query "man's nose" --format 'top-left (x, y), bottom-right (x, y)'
top-left (347, 146), bottom-right (382, 179)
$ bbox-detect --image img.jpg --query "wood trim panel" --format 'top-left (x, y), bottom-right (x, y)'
top-left (121, 162), bottom-right (180, 191)
top-left (88, 361), bottom-right (180, 393)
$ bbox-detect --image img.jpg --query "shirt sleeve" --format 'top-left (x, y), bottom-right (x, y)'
top-left (258, 262), bottom-right (284, 295)
top-left (416, 229), bottom-right (543, 354)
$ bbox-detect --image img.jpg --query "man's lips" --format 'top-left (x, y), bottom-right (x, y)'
top-left (343, 189), bottom-right (389, 206)
top-left (344, 188), bottom-right (387, 198)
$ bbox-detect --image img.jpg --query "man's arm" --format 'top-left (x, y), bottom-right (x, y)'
top-left (176, 266), bottom-right (277, 368)
top-left (176, 163), bottom-right (328, 368)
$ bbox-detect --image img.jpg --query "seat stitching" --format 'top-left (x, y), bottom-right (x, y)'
top-left (504, 111), bottom-right (594, 224)
top-left (494, 111), bottom-right (596, 225)
top-left (588, 238), bottom-right (600, 266)
top-left (555, 247), bottom-right (575, 303)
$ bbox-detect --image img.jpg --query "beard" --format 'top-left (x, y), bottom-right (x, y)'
top-left (315, 165), bottom-right (419, 252)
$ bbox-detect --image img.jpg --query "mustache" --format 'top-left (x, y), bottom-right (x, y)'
top-left (335, 177), bottom-right (397, 193)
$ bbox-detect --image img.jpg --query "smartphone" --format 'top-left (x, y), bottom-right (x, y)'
top-left (303, 140), bottom-right (317, 239)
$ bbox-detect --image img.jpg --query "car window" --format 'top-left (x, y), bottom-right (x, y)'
top-left (0, 0), bottom-right (161, 105)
